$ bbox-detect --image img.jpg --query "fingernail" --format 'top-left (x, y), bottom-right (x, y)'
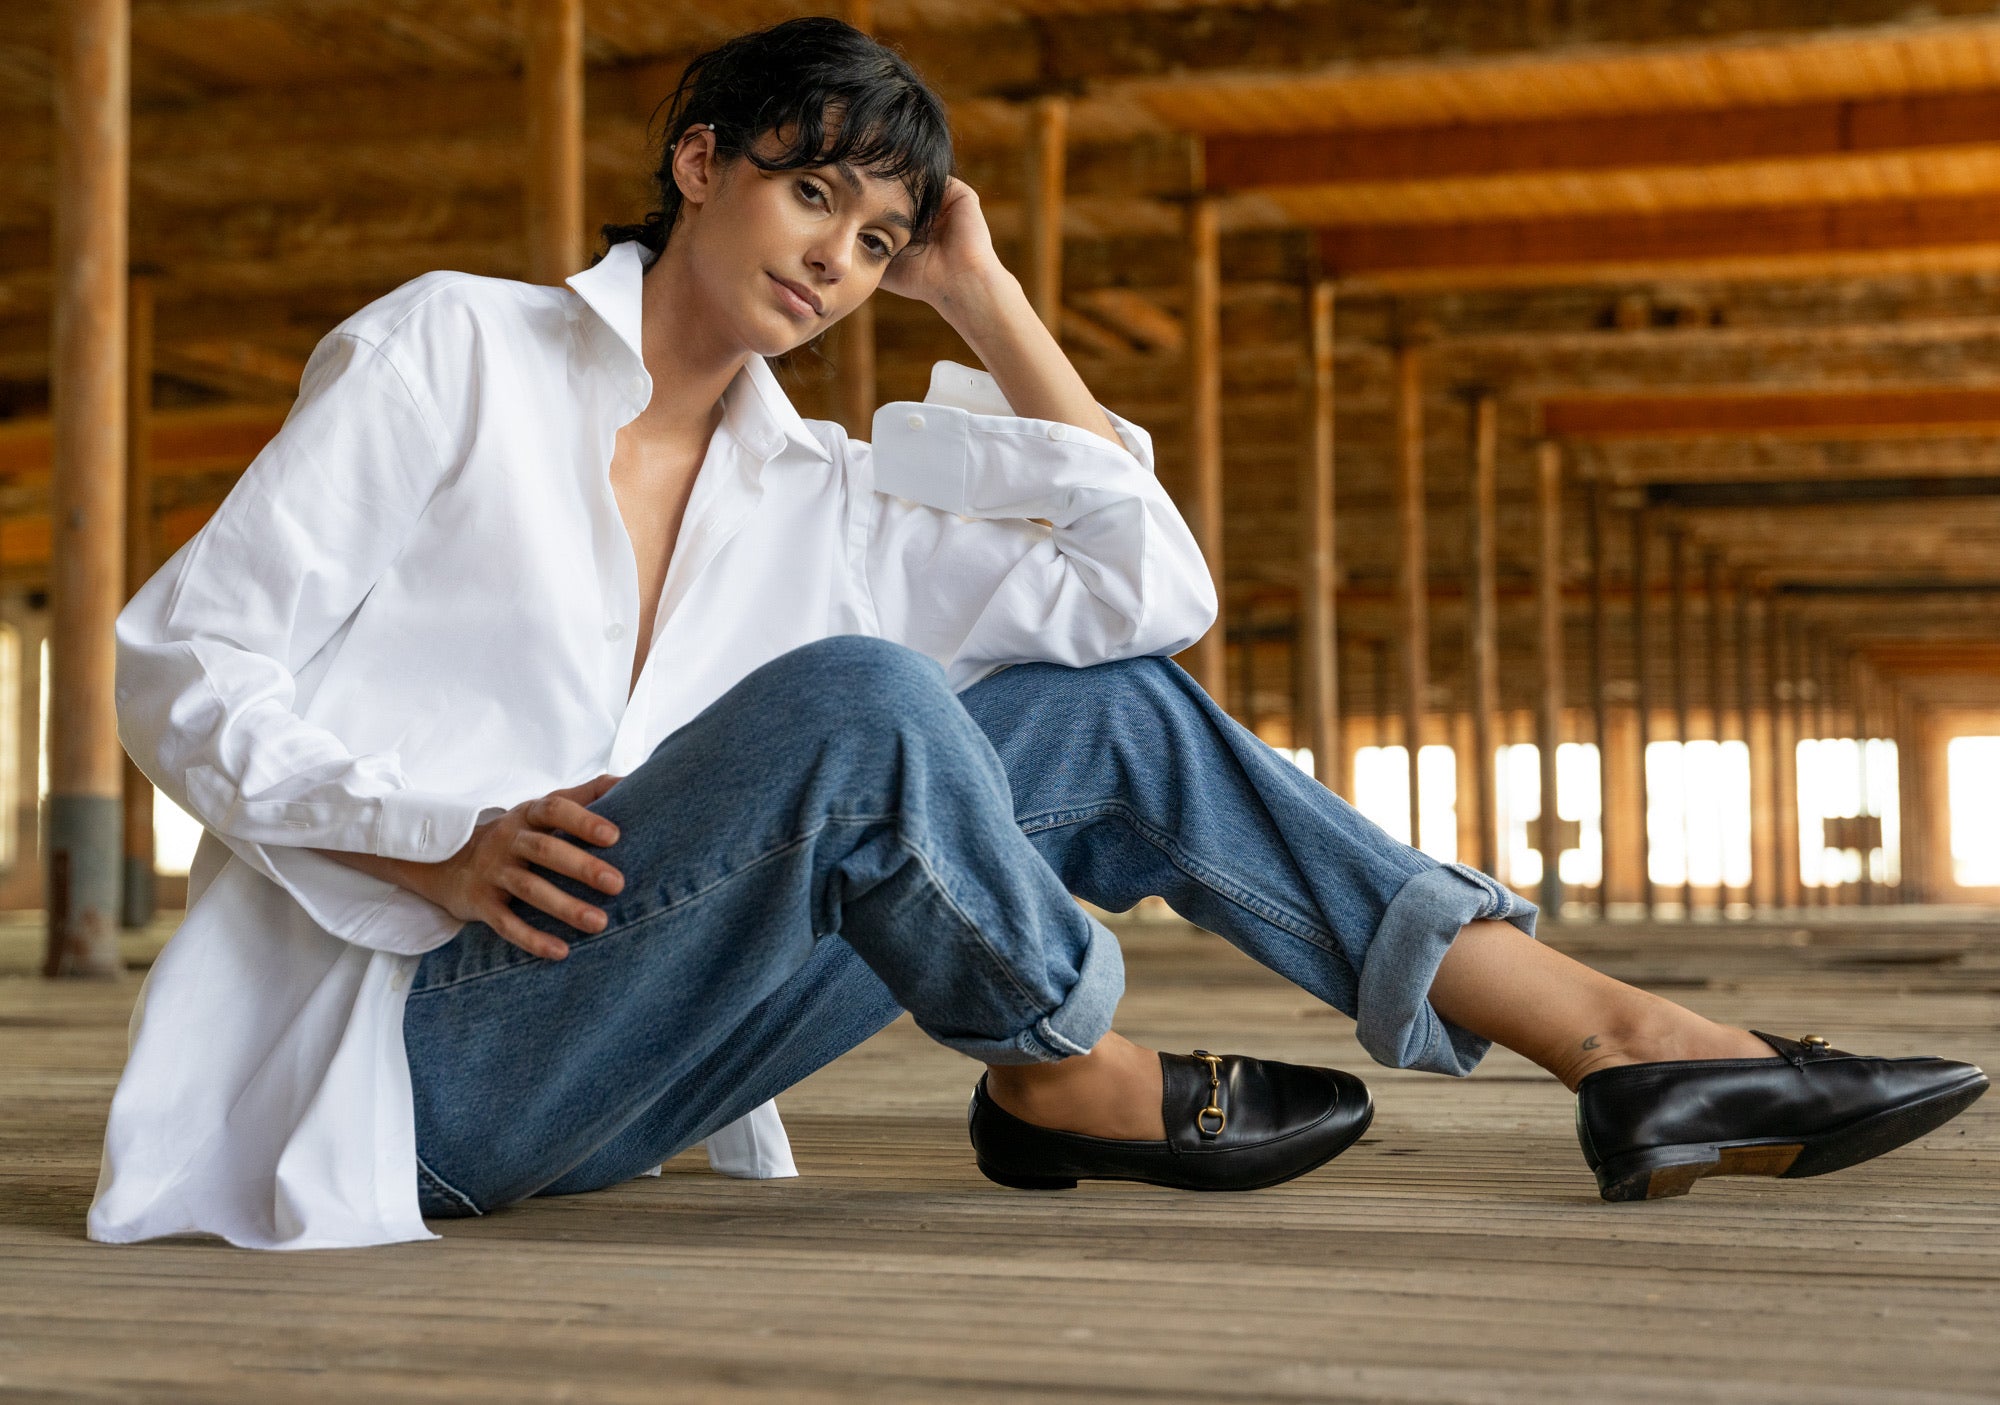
top-left (599, 826), bottom-right (617, 842)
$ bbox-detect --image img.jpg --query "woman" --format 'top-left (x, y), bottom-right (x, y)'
top-left (92, 18), bottom-right (1985, 1250)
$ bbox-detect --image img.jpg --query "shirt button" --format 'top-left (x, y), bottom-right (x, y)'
top-left (1047, 423), bottom-right (1070, 442)
top-left (605, 622), bottom-right (625, 641)
top-left (390, 966), bottom-right (411, 992)
top-left (906, 413), bottom-right (925, 431)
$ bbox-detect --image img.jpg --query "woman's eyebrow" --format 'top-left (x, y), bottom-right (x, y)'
top-left (829, 160), bottom-right (915, 231)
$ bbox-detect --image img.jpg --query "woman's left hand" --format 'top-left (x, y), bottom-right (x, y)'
top-left (877, 176), bottom-right (1014, 316)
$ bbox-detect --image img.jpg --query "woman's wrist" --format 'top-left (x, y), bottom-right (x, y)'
top-left (313, 844), bottom-right (450, 908)
top-left (930, 259), bottom-right (1029, 344)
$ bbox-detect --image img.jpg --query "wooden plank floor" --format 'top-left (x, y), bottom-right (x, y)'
top-left (1, 907), bottom-right (1997, 1403)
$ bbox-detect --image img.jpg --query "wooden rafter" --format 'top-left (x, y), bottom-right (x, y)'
top-left (1207, 88), bottom-right (2000, 190)
top-left (1544, 386), bottom-right (2000, 438)
top-left (1318, 192), bottom-right (2000, 289)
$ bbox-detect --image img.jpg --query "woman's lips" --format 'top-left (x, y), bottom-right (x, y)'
top-left (768, 273), bottom-right (821, 320)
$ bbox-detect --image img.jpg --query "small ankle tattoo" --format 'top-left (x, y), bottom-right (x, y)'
top-left (1580, 1035), bottom-right (1601, 1051)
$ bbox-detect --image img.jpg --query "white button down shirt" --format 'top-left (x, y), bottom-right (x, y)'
top-left (88, 239), bottom-right (1216, 1250)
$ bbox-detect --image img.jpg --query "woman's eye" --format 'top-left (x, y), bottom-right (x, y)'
top-left (796, 178), bottom-right (828, 207)
top-left (861, 233), bottom-right (892, 259)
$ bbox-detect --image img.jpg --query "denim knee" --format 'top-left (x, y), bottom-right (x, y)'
top-left (645, 635), bottom-right (957, 765)
top-left (749, 636), bottom-right (948, 718)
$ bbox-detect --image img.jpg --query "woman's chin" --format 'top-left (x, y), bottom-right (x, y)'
top-left (742, 309), bottom-right (821, 359)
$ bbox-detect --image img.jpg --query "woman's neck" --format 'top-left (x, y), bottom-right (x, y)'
top-left (635, 234), bottom-right (750, 436)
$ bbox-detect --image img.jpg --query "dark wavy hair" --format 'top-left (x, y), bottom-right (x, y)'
top-left (598, 16), bottom-right (954, 261)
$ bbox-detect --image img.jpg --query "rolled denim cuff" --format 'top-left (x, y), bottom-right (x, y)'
top-left (934, 916), bottom-right (1126, 1065)
top-left (1355, 862), bottom-right (1538, 1078)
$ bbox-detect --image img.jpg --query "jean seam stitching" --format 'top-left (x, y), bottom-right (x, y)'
top-left (889, 833), bottom-right (1052, 1034)
top-left (416, 1153), bottom-right (483, 1216)
top-left (1018, 799), bottom-right (1338, 951)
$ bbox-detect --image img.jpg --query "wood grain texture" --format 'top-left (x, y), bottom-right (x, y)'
top-left (0, 907), bottom-right (1996, 1402)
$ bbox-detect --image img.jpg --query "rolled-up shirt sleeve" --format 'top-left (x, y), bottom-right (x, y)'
top-left (116, 325), bottom-right (500, 952)
top-left (856, 360), bottom-right (1218, 691)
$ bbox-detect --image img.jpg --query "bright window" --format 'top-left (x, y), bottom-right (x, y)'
top-left (1795, 738), bottom-right (1899, 887)
top-left (1354, 744), bottom-right (1458, 861)
top-left (1946, 736), bottom-right (2000, 887)
top-left (153, 790), bottom-right (203, 877)
top-left (1646, 740), bottom-right (1752, 889)
top-left (1496, 743), bottom-right (1602, 889)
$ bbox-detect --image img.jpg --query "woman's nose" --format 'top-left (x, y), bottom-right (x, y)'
top-left (808, 240), bottom-right (851, 283)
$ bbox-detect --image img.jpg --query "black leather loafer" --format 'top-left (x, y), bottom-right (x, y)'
top-left (1576, 1030), bottom-right (1988, 1202)
top-left (968, 1049), bottom-right (1373, 1192)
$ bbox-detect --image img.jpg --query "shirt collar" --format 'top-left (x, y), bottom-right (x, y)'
top-left (566, 240), bottom-right (832, 466)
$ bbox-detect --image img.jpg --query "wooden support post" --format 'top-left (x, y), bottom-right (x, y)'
top-left (1468, 392), bottom-right (1499, 877)
top-left (1669, 526), bottom-right (1692, 917)
top-left (1337, 636), bottom-right (1357, 800)
top-left (1300, 280), bottom-right (1340, 791)
top-left (1739, 585), bottom-right (1767, 912)
top-left (523, 0), bottom-right (585, 285)
top-left (1024, 96), bottom-right (1068, 338)
top-left (1183, 196), bottom-right (1226, 703)
top-left (1236, 606), bottom-right (1257, 731)
top-left (1800, 627), bottom-right (1819, 905)
top-left (1787, 618), bottom-right (1810, 907)
top-left (120, 274), bottom-right (155, 930)
top-left (1770, 606), bottom-right (1795, 909)
top-left (1588, 479), bottom-right (1610, 914)
top-left (1535, 441), bottom-right (1564, 918)
top-left (1893, 687), bottom-right (1924, 903)
top-left (1630, 509), bottom-right (1654, 918)
top-left (1373, 638), bottom-right (1393, 760)
top-left (837, 303), bottom-right (877, 439)
top-left (1703, 550), bottom-right (1729, 914)
top-left (1852, 660), bottom-right (1868, 905)
top-left (835, 0), bottom-right (878, 439)
top-left (46, 0), bottom-right (129, 979)
top-left (1808, 629), bottom-right (1829, 905)
top-left (1395, 341), bottom-right (1428, 850)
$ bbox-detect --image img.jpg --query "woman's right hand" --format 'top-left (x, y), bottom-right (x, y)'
top-left (432, 774), bottom-right (626, 960)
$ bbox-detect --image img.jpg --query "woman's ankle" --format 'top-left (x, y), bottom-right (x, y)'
top-left (984, 1032), bottom-right (1167, 1141)
top-left (1553, 1005), bottom-right (1777, 1091)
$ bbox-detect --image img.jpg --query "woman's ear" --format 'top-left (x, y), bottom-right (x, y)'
top-left (670, 127), bottom-right (722, 210)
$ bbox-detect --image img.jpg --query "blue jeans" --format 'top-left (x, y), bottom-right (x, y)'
top-left (402, 636), bottom-right (1535, 1217)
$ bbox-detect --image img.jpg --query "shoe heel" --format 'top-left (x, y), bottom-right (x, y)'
top-left (1594, 1144), bottom-right (1722, 1202)
top-left (1596, 1141), bottom-right (1807, 1202)
top-left (977, 1161), bottom-right (1077, 1191)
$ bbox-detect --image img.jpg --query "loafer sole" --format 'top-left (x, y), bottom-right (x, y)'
top-left (975, 1093), bottom-right (1375, 1194)
top-left (1594, 1070), bottom-right (1989, 1203)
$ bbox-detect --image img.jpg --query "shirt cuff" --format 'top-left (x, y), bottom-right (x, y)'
top-left (375, 790), bottom-right (507, 863)
top-left (869, 360), bottom-right (1151, 518)
top-left (245, 840), bottom-right (467, 955)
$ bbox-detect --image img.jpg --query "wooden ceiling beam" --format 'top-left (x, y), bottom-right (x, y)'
top-left (1545, 385), bottom-right (2000, 438)
top-left (1318, 192), bottom-right (2000, 289)
top-left (1208, 87), bottom-right (2000, 190)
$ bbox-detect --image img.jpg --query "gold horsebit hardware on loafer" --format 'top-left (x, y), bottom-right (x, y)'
top-left (1799, 1034), bottom-right (1831, 1050)
top-left (1192, 1049), bottom-right (1227, 1137)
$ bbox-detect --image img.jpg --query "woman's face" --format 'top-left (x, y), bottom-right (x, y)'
top-left (670, 127), bottom-right (919, 359)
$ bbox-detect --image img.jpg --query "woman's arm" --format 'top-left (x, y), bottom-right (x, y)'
top-left (878, 179), bottom-right (1119, 447)
top-left (310, 772), bottom-right (627, 962)
top-left (312, 847), bottom-right (444, 905)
